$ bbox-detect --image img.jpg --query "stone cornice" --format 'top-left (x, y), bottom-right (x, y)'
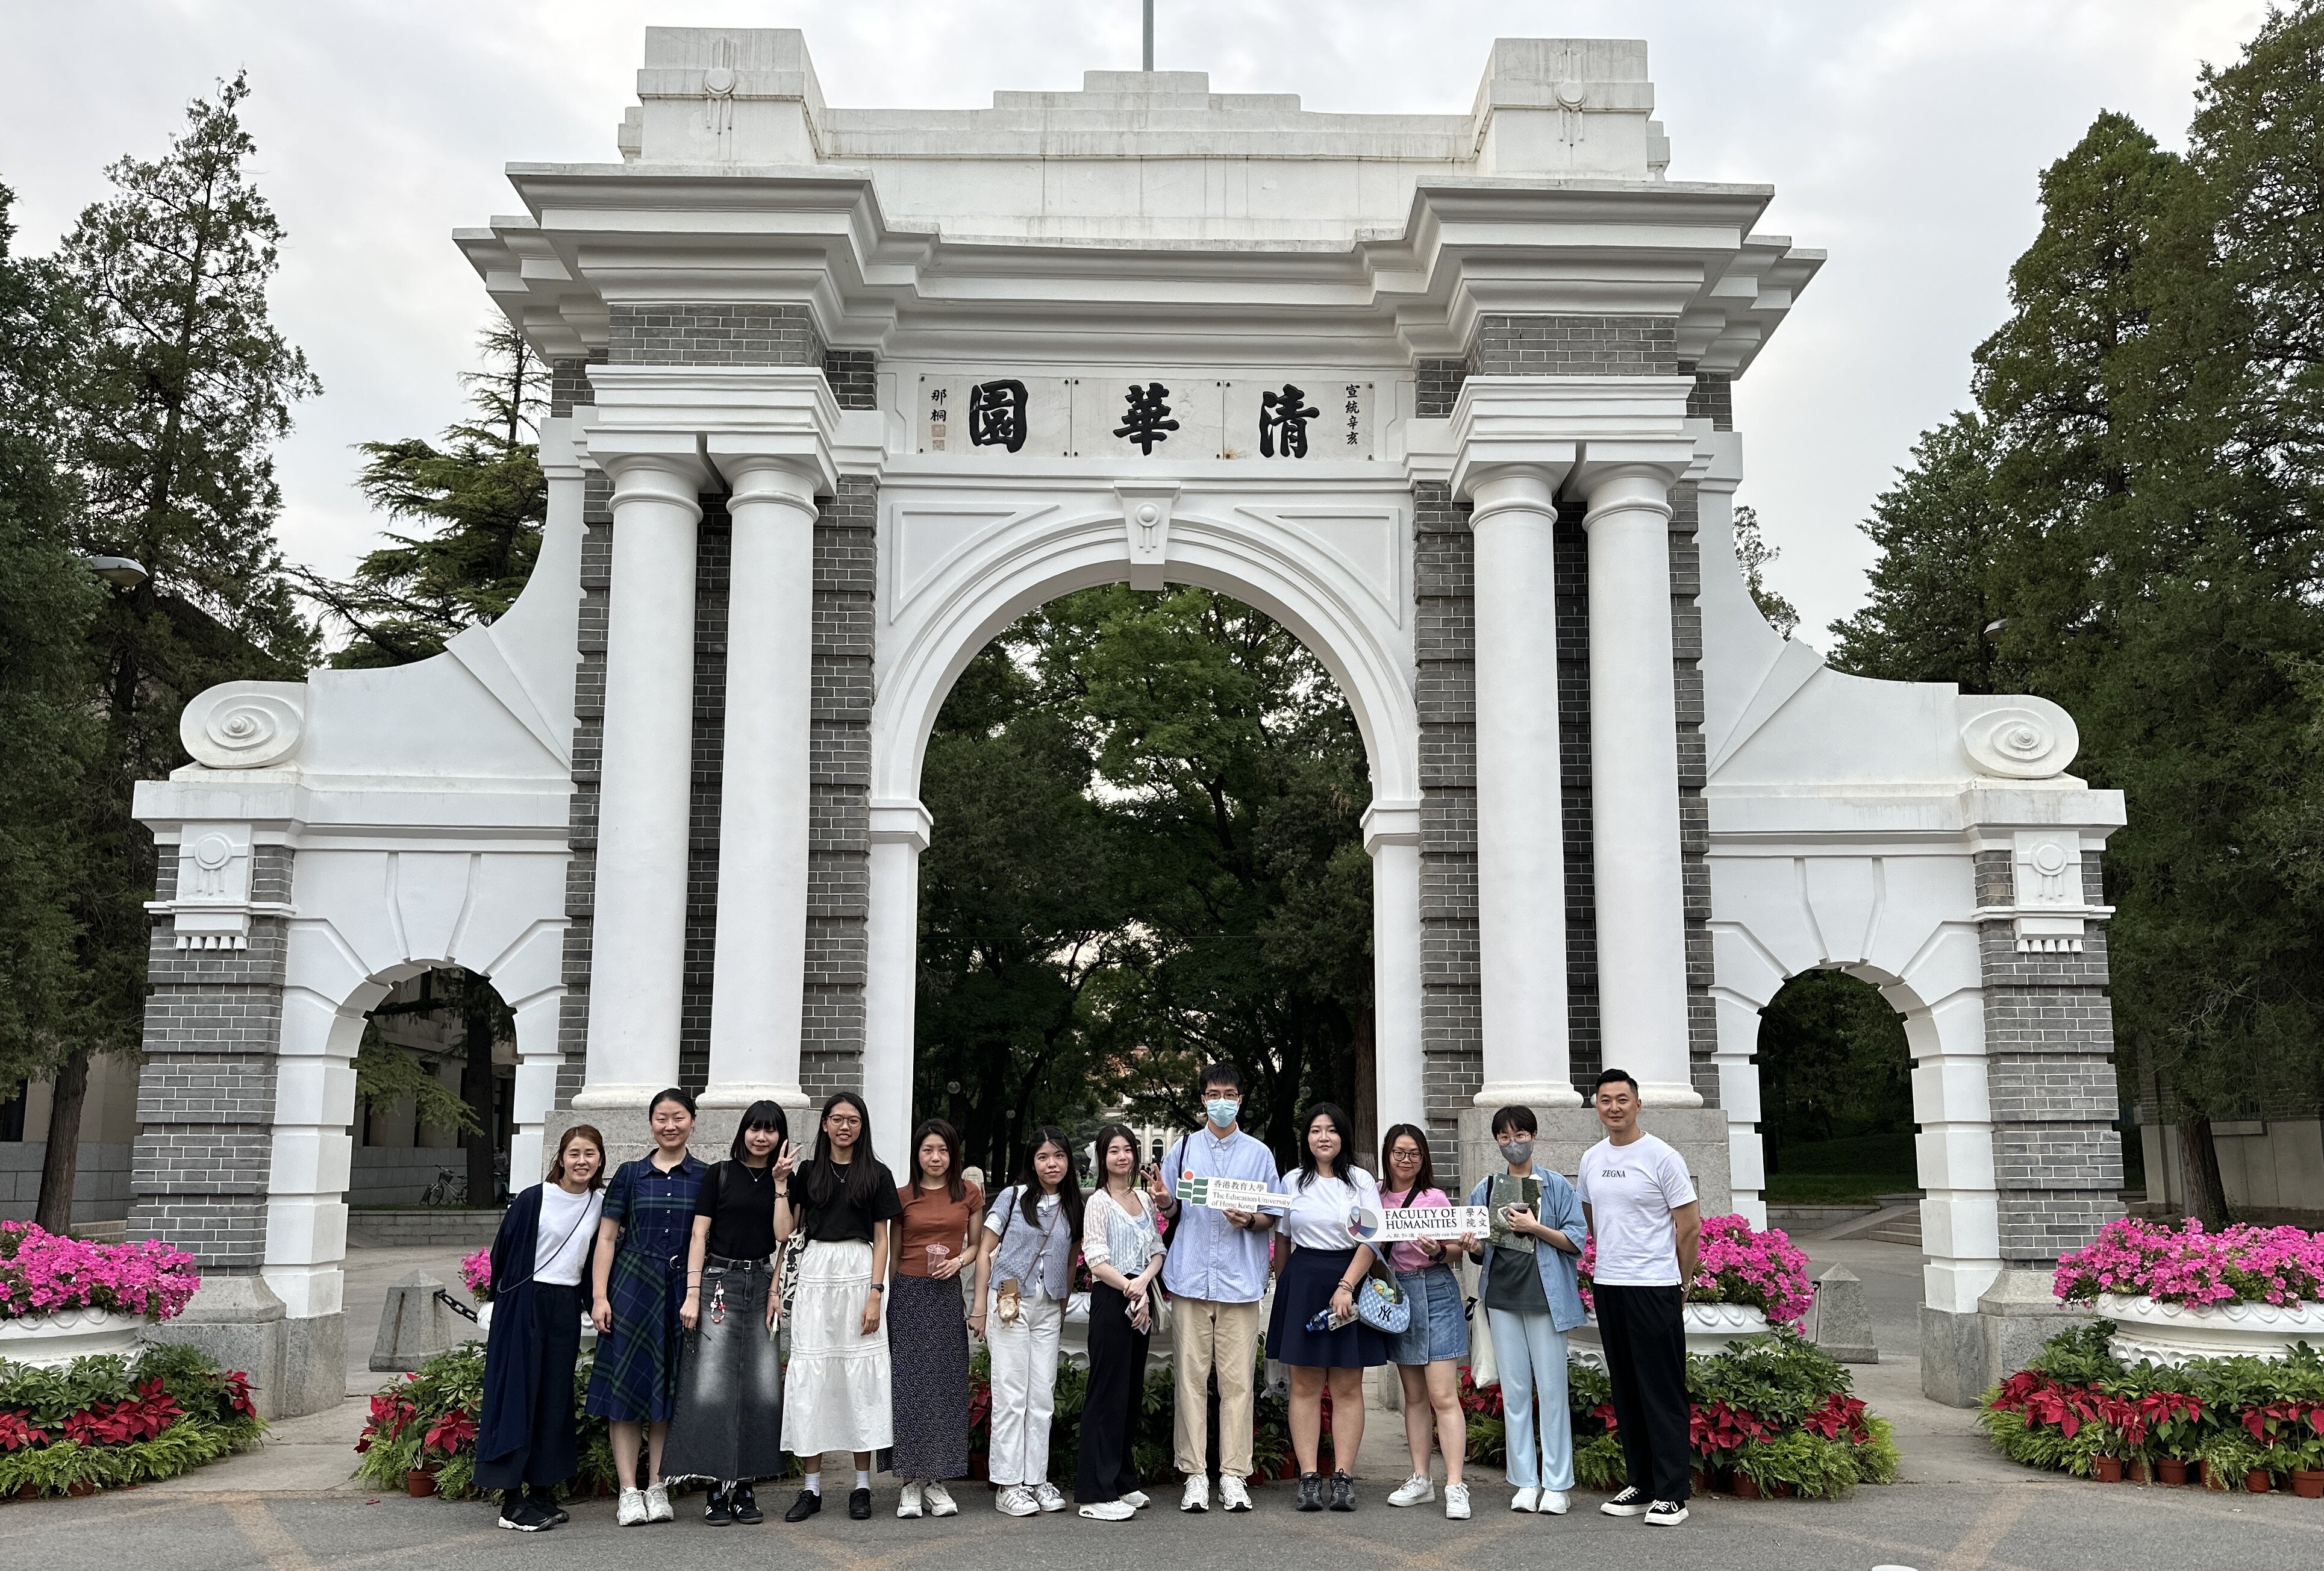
top-left (1447, 373), bottom-right (1694, 500)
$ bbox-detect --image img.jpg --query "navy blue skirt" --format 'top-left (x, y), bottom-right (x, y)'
top-left (1266, 1246), bottom-right (1391, 1370)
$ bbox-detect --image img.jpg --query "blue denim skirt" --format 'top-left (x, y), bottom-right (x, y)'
top-left (1391, 1264), bottom-right (1468, 1365)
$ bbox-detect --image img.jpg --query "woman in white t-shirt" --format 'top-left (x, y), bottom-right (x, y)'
top-left (1263, 1102), bottom-right (1391, 1513)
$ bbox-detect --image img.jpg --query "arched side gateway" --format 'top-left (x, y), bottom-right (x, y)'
top-left (131, 29), bottom-right (2123, 1416)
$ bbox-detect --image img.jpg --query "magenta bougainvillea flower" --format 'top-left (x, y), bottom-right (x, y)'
top-left (0, 1222), bottom-right (200, 1322)
top-left (1578, 1213), bottom-right (1816, 1328)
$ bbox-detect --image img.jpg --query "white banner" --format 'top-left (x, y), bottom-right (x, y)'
top-left (1346, 1205), bottom-right (1492, 1243)
top-left (1176, 1175), bottom-right (1276, 1212)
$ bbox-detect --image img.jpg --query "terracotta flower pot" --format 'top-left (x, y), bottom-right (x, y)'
top-left (1276, 1458), bottom-right (1299, 1481)
top-left (1732, 1474), bottom-right (1762, 1500)
top-left (2157, 1458), bottom-right (2188, 1487)
top-left (1691, 1469), bottom-right (1710, 1494)
top-left (2245, 1469), bottom-right (2271, 1494)
top-left (2290, 1469), bottom-right (2324, 1500)
top-left (2093, 1457), bottom-right (2124, 1483)
top-left (64, 1480), bottom-right (98, 1498)
top-left (405, 1469), bottom-right (438, 1498)
top-left (1769, 1481), bottom-right (1795, 1499)
top-left (2125, 1459), bottom-right (2149, 1484)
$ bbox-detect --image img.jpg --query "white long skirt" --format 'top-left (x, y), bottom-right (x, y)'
top-left (781, 1239), bottom-right (895, 1457)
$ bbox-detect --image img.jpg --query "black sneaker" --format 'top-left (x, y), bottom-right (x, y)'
top-left (731, 1484), bottom-right (764, 1525)
top-left (1646, 1499), bottom-right (1690, 1526)
top-left (497, 1497), bottom-right (552, 1532)
top-left (784, 1489), bottom-right (822, 1523)
top-left (1600, 1485), bottom-right (1652, 1517)
top-left (848, 1487), bottom-right (872, 1520)
top-left (526, 1487), bottom-right (569, 1526)
top-left (1329, 1471), bottom-right (1355, 1512)
top-left (1296, 1472), bottom-right (1323, 1512)
top-left (704, 1485), bottom-right (733, 1526)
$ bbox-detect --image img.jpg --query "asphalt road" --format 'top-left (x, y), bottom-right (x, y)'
top-left (8, 1471), bottom-right (2324, 1571)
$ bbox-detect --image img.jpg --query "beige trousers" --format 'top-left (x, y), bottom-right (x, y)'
top-left (1170, 1296), bottom-right (1264, 1479)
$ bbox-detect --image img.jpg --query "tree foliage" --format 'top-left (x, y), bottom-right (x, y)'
top-left (1825, 3), bottom-right (2324, 1223)
top-left (1732, 505), bottom-right (1800, 640)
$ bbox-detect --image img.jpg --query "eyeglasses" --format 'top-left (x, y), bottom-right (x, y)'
top-left (825, 1115), bottom-right (863, 1128)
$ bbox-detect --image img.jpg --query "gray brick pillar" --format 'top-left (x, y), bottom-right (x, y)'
top-left (1414, 478), bottom-right (1479, 1161)
top-left (553, 354), bottom-right (608, 1114)
top-left (133, 846), bottom-right (293, 1411)
top-left (803, 472), bottom-right (877, 1105)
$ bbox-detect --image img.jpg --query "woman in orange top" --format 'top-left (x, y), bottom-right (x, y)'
top-left (887, 1118), bottom-right (984, 1518)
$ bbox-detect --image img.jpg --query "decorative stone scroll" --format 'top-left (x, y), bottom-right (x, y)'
top-left (1959, 698), bottom-right (2078, 780)
top-left (180, 682), bottom-right (307, 770)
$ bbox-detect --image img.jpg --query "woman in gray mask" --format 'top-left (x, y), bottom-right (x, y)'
top-left (1463, 1105), bottom-right (1589, 1516)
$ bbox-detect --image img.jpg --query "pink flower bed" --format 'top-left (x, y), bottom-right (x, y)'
top-left (0, 1222), bottom-right (201, 1322)
top-left (1579, 1213), bottom-right (1815, 1328)
top-left (460, 1246), bottom-right (492, 1303)
top-left (2053, 1216), bottom-right (2324, 1310)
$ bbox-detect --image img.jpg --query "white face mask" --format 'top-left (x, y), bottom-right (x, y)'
top-left (1205, 1098), bottom-right (1240, 1128)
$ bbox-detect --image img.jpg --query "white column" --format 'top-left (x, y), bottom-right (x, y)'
top-left (1580, 464), bottom-right (1700, 1107)
top-left (863, 800), bottom-right (932, 1161)
top-left (702, 455), bottom-right (820, 1114)
top-left (1364, 801), bottom-right (1425, 1135)
top-left (1467, 468), bottom-right (1578, 1107)
top-left (576, 449), bottom-right (705, 1110)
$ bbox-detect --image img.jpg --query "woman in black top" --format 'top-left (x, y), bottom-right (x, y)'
top-left (663, 1100), bottom-right (793, 1525)
top-left (778, 1091), bottom-right (904, 1522)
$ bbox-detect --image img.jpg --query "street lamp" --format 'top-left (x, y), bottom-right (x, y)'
top-left (80, 554), bottom-right (148, 588)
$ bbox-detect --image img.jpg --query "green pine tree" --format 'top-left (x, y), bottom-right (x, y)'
top-left (1826, 413), bottom-right (2005, 691)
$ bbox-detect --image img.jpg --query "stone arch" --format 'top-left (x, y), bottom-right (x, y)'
top-left (1708, 848), bottom-right (2001, 1328)
top-left (862, 493), bottom-right (1424, 1151)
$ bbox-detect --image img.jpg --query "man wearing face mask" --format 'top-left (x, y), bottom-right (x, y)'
top-left (1146, 1061), bottom-right (1278, 1513)
top-left (1461, 1105), bottom-right (1590, 1516)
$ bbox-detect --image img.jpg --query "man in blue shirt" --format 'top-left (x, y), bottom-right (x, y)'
top-left (1146, 1061), bottom-right (1277, 1513)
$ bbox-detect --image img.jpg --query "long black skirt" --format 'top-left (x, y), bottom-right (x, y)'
top-left (886, 1273), bottom-right (971, 1480)
top-left (473, 1283), bottom-right (583, 1491)
top-left (662, 1255), bottom-right (786, 1484)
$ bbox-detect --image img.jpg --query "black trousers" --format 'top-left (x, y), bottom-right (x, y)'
top-left (474, 1283), bottom-right (583, 1491)
top-left (1595, 1283), bottom-right (1690, 1504)
top-left (1073, 1282), bottom-right (1150, 1503)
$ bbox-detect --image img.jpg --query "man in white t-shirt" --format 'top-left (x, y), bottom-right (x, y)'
top-left (1576, 1067), bottom-right (1702, 1528)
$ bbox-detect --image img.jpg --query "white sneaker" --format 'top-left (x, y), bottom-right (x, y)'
top-left (1120, 1489), bottom-right (1149, 1509)
top-left (1601, 1485), bottom-right (1652, 1517)
top-left (644, 1482), bottom-right (672, 1523)
top-left (1180, 1474), bottom-right (1210, 1512)
top-left (1388, 1473), bottom-right (1435, 1507)
top-left (925, 1481), bottom-right (958, 1517)
top-left (1217, 1475), bottom-right (1251, 1512)
top-left (1510, 1486), bottom-right (1539, 1513)
top-left (616, 1487), bottom-right (648, 1526)
top-left (997, 1485), bottom-right (1040, 1517)
top-left (1646, 1499), bottom-right (1690, 1526)
top-left (1033, 1481), bottom-right (1067, 1513)
top-left (1445, 1482), bottom-right (1471, 1520)
top-left (898, 1482), bottom-right (923, 1519)
top-left (1539, 1489), bottom-right (1570, 1515)
top-left (1078, 1499), bottom-right (1137, 1520)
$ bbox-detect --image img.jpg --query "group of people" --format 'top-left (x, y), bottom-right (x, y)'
top-left (470, 1061), bottom-right (1705, 1534)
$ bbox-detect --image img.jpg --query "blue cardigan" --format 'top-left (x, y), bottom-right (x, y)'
top-left (475, 1183), bottom-right (598, 1470)
top-left (1469, 1170), bottom-right (1592, 1332)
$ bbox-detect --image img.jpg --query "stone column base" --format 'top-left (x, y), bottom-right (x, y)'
top-left (146, 1273), bottom-right (288, 1417)
top-left (1977, 1267), bottom-right (2091, 1388)
top-left (1454, 1104), bottom-right (1732, 1213)
top-left (545, 1105), bottom-right (801, 1181)
top-left (1917, 1305), bottom-right (1989, 1407)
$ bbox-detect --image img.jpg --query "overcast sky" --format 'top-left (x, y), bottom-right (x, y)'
top-left (0, 1), bottom-right (2266, 645)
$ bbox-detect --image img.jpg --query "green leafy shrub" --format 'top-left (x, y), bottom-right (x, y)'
top-left (0, 1346), bottom-right (263, 1497)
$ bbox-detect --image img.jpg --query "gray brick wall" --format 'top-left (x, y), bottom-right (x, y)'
top-left (128, 851), bottom-right (290, 1271)
top-left (802, 474), bottom-right (878, 1103)
top-left (608, 304), bottom-right (825, 369)
top-left (1978, 851), bottom-right (2124, 1266)
top-left (1670, 481), bottom-right (1716, 1104)
top-left (1687, 372), bottom-right (1734, 430)
top-left (1416, 358), bottom-right (1466, 420)
top-left (681, 504), bottom-right (732, 1091)
top-left (1555, 502), bottom-right (1600, 1092)
top-left (1415, 481), bottom-right (1478, 1156)
top-left (555, 354), bottom-right (608, 1110)
top-left (824, 350), bottom-right (877, 411)
top-left (1469, 316), bottom-right (1680, 378)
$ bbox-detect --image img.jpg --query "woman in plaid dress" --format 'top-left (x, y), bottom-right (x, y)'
top-left (587, 1087), bottom-right (707, 1527)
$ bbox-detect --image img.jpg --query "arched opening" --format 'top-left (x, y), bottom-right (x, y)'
top-left (348, 966), bottom-right (517, 1214)
top-left (1755, 969), bottom-right (1916, 1222)
top-left (909, 583), bottom-right (1376, 1180)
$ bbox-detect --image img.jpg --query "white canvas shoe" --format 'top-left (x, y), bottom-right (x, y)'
top-left (1078, 1499), bottom-right (1137, 1520)
top-left (616, 1487), bottom-right (648, 1527)
top-left (1510, 1485), bottom-right (1540, 1513)
top-left (1388, 1473), bottom-right (1435, 1507)
top-left (644, 1482), bottom-right (673, 1522)
top-left (1034, 1481), bottom-right (1067, 1513)
top-left (897, 1482), bottom-right (923, 1519)
top-left (1539, 1489), bottom-right (1571, 1515)
top-left (1444, 1482), bottom-right (1471, 1520)
top-left (925, 1481), bottom-right (958, 1517)
top-left (1180, 1475), bottom-right (1210, 1512)
top-left (1218, 1475), bottom-right (1252, 1512)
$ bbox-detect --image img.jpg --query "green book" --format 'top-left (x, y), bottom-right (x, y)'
top-left (1488, 1173), bottom-right (1543, 1255)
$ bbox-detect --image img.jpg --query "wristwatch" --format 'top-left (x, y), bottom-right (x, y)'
top-left (868, 1283), bottom-right (885, 1293)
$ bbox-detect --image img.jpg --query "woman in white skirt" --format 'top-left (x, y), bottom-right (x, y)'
top-left (778, 1090), bottom-right (902, 1524)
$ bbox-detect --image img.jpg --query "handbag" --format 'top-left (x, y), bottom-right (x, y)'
top-left (1354, 1257), bottom-right (1411, 1334)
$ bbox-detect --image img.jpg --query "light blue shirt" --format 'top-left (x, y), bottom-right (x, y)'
top-left (1469, 1170), bottom-right (1592, 1333)
top-left (1160, 1125), bottom-right (1278, 1304)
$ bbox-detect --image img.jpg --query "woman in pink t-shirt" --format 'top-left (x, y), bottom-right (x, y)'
top-left (1378, 1124), bottom-right (1476, 1519)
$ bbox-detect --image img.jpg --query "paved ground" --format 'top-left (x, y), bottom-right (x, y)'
top-left (12, 1234), bottom-right (2323, 1566)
